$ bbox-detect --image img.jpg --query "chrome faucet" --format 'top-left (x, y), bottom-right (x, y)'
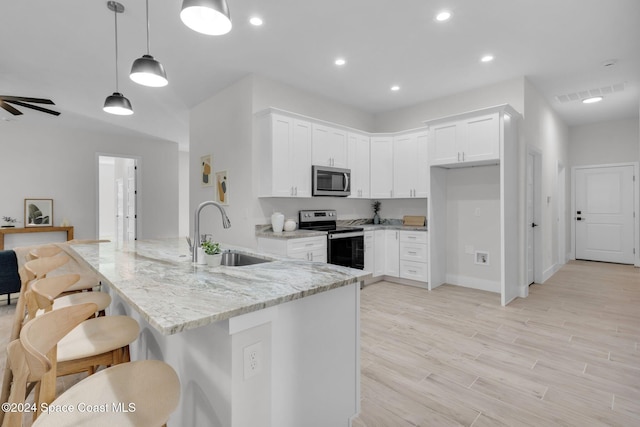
top-left (192, 201), bottom-right (231, 263)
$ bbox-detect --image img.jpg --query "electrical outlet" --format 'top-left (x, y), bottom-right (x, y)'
top-left (244, 342), bottom-right (262, 380)
top-left (475, 251), bottom-right (489, 265)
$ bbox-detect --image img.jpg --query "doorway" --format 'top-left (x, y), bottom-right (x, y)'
top-left (526, 148), bottom-right (542, 286)
top-left (98, 155), bottom-right (138, 244)
top-left (573, 164), bottom-right (636, 264)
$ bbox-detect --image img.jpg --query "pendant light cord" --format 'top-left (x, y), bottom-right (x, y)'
top-left (145, 0), bottom-right (150, 55)
top-left (113, 7), bottom-right (120, 92)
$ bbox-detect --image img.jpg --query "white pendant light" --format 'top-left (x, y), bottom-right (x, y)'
top-left (180, 0), bottom-right (232, 36)
top-left (104, 1), bottom-right (133, 115)
top-left (130, 0), bottom-right (168, 87)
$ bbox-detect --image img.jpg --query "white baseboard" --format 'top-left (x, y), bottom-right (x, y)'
top-left (542, 263), bottom-right (561, 283)
top-left (445, 274), bottom-right (500, 293)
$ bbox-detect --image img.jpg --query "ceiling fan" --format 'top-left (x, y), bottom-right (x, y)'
top-left (0, 95), bottom-right (60, 116)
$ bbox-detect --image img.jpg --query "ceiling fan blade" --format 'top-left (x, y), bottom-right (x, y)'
top-left (5, 100), bottom-right (60, 116)
top-left (0, 96), bottom-right (55, 105)
top-left (0, 100), bottom-right (23, 115)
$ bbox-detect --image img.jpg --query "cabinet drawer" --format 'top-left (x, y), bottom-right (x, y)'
top-left (400, 231), bottom-right (427, 244)
top-left (287, 237), bottom-right (326, 253)
top-left (399, 242), bottom-right (428, 263)
top-left (400, 260), bottom-right (428, 282)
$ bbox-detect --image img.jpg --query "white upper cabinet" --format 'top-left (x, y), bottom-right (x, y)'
top-left (392, 130), bottom-right (428, 198)
top-left (370, 136), bottom-right (394, 198)
top-left (259, 113), bottom-right (312, 197)
top-left (428, 112), bottom-right (499, 166)
top-left (312, 124), bottom-right (348, 168)
top-left (347, 132), bottom-right (370, 198)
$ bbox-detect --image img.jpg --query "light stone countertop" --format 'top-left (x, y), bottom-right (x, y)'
top-left (255, 221), bottom-right (427, 239)
top-left (69, 239), bottom-right (370, 336)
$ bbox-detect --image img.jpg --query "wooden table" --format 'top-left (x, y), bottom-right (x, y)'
top-left (0, 226), bottom-right (74, 250)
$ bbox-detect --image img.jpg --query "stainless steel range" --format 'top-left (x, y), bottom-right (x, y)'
top-left (299, 209), bottom-right (364, 270)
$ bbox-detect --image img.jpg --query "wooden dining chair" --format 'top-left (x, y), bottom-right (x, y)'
top-left (3, 303), bottom-right (180, 427)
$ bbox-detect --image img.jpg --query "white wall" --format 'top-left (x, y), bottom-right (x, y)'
top-left (374, 77), bottom-right (525, 132)
top-left (523, 79), bottom-right (569, 281)
top-left (569, 118), bottom-right (639, 166)
top-left (189, 76), bottom-right (254, 247)
top-left (178, 150), bottom-right (190, 238)
top-left (0, 122), bottom-right (179, 246)
top-left (446, 166), bottom-right (501, 292)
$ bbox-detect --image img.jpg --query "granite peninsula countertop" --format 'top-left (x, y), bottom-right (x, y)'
top-left (69, 239), bottom-right (369, 336)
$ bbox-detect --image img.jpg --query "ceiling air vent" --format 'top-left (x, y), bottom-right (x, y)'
top-left (555, 82), bottom-right (626, 103)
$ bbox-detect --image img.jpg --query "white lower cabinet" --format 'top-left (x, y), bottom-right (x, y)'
top-left (373, 230), bottom-right (385, 277)
top-left (384, 230), bottom-right (400, 277)
top-left (257, 236), bottom-right (327, 263)
top-left (364, 231), bottom-right (374, 274)
top-left (399, 231), bottom-right (428, 282)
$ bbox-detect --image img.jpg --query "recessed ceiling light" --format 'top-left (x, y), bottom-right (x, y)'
top-left (249, 16), bottom-right (263, 26)
top-left (435, 11), bottom-right (451, 21)
top-left (391, 85), bottom-right (400, 91)
top-left (582, 96), bottom-right (603, 104)
top-left (335, 58), bottom-right (346, 66)
top-left (481, 54), bottom-right (494, 63)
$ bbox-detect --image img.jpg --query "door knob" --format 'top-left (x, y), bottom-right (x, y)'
top-left (531, 222), bottom-right (538, 227)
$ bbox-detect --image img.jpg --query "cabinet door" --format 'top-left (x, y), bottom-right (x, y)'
top-left (415, 132), bottom-right (429, 197)
top-left (312, 124), bottom-right (331, 166)
top-left (364, 231), bottom-right (374, 273)
top-left (463, 113), bottom-right (499, 163)
top-left (348, 132), bottom-right (370, 198)
top-left (291, 119), bottom-right (312, 197)
top-left (271, 115), bottom-right (295, 197)
top-left (429, 122), bottom-right (459, 166)
top-left (312, 124), bottom-right (347, 168)
top-left (329, 127), bottom-right (348, 168)
top-left (392, 134), bottom-right (415, 198)
top-left (384, 230), bottom-right (399, 277)
top-left (370, 137), bottom-right (394, 198)
top-left (373, 230), bottom-right (385, 277)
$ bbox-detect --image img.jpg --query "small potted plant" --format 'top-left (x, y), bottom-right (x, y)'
top-left (372, 201), bottom-right (381, 224)
top-left (201, 240), bottom-right (222, 266)
top-left (2, 216), bottom-right (20, 228)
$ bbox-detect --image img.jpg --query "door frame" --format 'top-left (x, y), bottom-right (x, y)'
top-left (556, 161), bottom-right (567, 265)
top-left (96, 153), bottom-right (142, 241)
top-left (571, 162), bottom-right (639, 267)
top-left (526, 146), bottom-right (543, 288)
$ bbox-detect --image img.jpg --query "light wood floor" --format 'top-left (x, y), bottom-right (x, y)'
top-left (353, 260), bottom-right (640, 427)
top-left (1, 261), bottom-right (638, 426)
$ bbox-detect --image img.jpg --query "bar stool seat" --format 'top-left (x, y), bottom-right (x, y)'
top-left (29, 274), bottom-right (111, 318)
top-left (57, 315), bottom-right (139, 364)
top-left (32, 360), bottom-right (180, 427)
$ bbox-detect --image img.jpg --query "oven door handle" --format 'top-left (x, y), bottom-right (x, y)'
top-left (344, 173), bottom-right (349, 192)
top-left (328, 231), bottom-right (364, 240)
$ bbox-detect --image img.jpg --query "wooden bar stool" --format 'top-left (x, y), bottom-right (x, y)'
top-left (25, 250), bottom-right (101, 294)
top-left (3, 303), bottom-right (180, 427)
top-left (28, 244), bottom-right (63, 260)
top-left (26, 274), bottom-right (111, 319)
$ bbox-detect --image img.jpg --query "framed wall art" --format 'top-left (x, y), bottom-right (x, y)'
top-left (201, 154), bottom-right (213, 187)
top-left (215, 170), bottom-right (228, 205)
top-left (24, 198), bottom-right (53, 227)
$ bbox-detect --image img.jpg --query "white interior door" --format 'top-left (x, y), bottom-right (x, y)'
top-left (575, 165), bottom-right (634, 264)
top-left (526, 153), bottom-right (535, 284)
top-left (126, 163), bottom-right (137, 241)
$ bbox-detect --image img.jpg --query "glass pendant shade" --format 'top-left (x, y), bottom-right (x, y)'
top-left (130, 54), bottom-right (168, 87)
top-left (180, 0), bottom-right (232, 35)
top-left (103, 92), bottom-right (134, 115)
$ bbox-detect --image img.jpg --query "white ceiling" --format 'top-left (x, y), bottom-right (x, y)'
top-left (1, 0), bottom-right (638, 150)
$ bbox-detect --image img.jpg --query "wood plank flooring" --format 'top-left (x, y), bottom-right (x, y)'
top-left (1, 260), bottom-right (638, 426)
top-left (353, 260), bottom-right (640, 427)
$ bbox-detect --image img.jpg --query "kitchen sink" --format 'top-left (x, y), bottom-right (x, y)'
top-left (220, 251), bottom-right (272, 267)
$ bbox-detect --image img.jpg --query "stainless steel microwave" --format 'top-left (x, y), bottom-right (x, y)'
top-left (312, 165), bottom-right (351, 197)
